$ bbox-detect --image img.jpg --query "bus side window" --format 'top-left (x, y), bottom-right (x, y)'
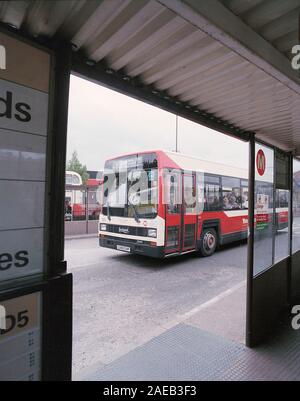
top-left (204, 184), bottom-right (221, 211)
top-left (203, 174), bottom-right (221, 211)
top-left (196, 173), bottom-right (205, 213)
top-left (276, 189), bottom-right (288, 208)
top-left (184, 174), bottom-right (196, 213)
top-left (241, 187), bottom-right (248, 209)
top-left (222, 176), bottom-right (242, 210)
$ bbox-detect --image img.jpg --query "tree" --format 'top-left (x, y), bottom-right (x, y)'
top-left (66, 151), bottom-right (89, 184)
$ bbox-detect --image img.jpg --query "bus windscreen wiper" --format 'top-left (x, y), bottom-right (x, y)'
top-left (128, 198), bottom-right (140, 223)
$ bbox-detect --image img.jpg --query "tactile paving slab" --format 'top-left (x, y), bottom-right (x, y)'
top-left (85, 322), bottom-right (300, 381)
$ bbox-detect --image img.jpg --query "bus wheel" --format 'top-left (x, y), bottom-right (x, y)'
top-left (199, 228), bottom-right (218, 257)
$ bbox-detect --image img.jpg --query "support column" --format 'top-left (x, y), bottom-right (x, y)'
top-left (246, 134), bottom-right (255, 347)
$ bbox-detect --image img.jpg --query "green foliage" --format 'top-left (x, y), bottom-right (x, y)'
top-left (66, 151), bottom-right (89, 184)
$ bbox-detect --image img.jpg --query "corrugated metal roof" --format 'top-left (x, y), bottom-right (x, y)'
top-left (220, 0), bottom-right (300, 58)
top-left (1, 0), bottom-right (300, 152)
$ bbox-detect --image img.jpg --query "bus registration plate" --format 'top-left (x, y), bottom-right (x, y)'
top-left (117, 245), bottom-right (131, 252)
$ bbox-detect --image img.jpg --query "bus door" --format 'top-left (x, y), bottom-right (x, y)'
top-left (182, 173), bottom-right (197, 251)
top-left (163, 169), bottom-right (182, 254)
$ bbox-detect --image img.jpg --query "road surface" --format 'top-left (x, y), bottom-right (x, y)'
top-left (65, 237), bottom-right (248, 379)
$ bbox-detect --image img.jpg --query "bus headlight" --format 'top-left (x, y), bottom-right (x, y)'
top-left (148, 228), bottom-right (157, 238)
top-left (100, 224), bottom-right (107, 231)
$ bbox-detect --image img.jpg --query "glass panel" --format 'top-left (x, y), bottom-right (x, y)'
top-left (222, 176), bottom-right (242, 210)
top-left (241, 186), bottom-right (248, 209)
top-left (274, 150), bottom-right (290, 262)
top-left (205, 174), bottom-right (220, 184)
top-left (73, 189), bottom-right (86, 221)
top-left (275, 189), bottom-right (290, 263)
top-left (65, 174), bottom-right (73, 185)
top-left (293, 159), bottom-right (300, 253)
top-left (127, 169), bottom-right (158, 219)
top-left (253, 144), bottom-right (274, 276)
top-left (65, 189), bottom-right (86, 221)
top-left (102, 153), bottom-right (158, 219)
top-left (184, 174), bottom-right (196, 214)
top-left (204, 174), bottom-right (221, 211)
top-left (196, 172), bottom-right (205, 214)
top-left (276, 152), bottom-right (289, 189)
top-left (163, 169), bottom-right (181, 214)
top-left (88, 188), bottom-right (102, 220)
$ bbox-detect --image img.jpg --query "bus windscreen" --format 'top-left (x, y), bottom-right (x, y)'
top-left (102, 153), bottom-right (158, 219)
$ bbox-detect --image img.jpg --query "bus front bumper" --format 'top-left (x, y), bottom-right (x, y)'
top-left (99, 235), bottom-right (164, 259)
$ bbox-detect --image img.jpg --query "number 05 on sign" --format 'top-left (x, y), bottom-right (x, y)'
top-left (0, 292), bottom-right (42, 381)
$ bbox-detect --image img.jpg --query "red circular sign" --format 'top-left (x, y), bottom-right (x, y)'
top-left (256, 149), bottom-right (266, 176)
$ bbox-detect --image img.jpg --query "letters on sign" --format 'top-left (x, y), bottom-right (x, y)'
top-left (0, 91), bottom-right (31, 122)
top-left (0, 250), bottom-right (29, 271)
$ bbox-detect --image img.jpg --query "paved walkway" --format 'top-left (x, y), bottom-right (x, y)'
top-left (77, 282), bottom-right (300, 381)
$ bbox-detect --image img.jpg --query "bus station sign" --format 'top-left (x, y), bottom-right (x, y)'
top-left (0, 31), bottom-right (52, 381)
top-left (0, 32), bottom-right (50, 284)
top-left (0, 292), bottom-right (42, 381)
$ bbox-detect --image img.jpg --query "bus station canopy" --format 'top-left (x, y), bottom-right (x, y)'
top-left (1, 0), bottom-right (300, 152)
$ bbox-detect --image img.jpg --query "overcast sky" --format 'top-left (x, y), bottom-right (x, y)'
top-left (67, 74), bottom-right (248, 171)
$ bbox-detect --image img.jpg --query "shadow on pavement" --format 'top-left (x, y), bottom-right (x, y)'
top-left (108, 239), bottom-right (248, 271)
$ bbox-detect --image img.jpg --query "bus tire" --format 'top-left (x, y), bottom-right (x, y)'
top-left (199, 228), bottom-right (218, 257)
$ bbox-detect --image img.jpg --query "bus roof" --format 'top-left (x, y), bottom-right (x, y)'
top-left (164, 151), bottom-right (248, 180)
top-left (104, 150), bottom-right (248, 180)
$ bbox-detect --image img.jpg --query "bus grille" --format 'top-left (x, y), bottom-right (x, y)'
top-left (105, 224), bottom-right (149, 237)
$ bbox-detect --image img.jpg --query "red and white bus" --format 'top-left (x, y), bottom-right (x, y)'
top-left (99, 150), bottom-right (288, 258)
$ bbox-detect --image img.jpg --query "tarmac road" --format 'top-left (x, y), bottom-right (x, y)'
top-left (65, 236), bottom-right (248, 379)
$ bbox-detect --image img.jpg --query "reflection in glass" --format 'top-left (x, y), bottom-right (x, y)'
top-left (293, 159), bottom-right (300, 253)
top-left (254, 146), bottom-right (291, 275)
top-left (164, 169), bottom-right (181, 215)
top-left (102, 153), bottom-right (159, 219)
top-left (88, 188), bottom-right (102, 221)
top-left (253, 144), bottom-right (274, 276)
top-left (222, 176), bottom-right (242, 210)
top-left (274, 189), bottom-right (289, 263)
